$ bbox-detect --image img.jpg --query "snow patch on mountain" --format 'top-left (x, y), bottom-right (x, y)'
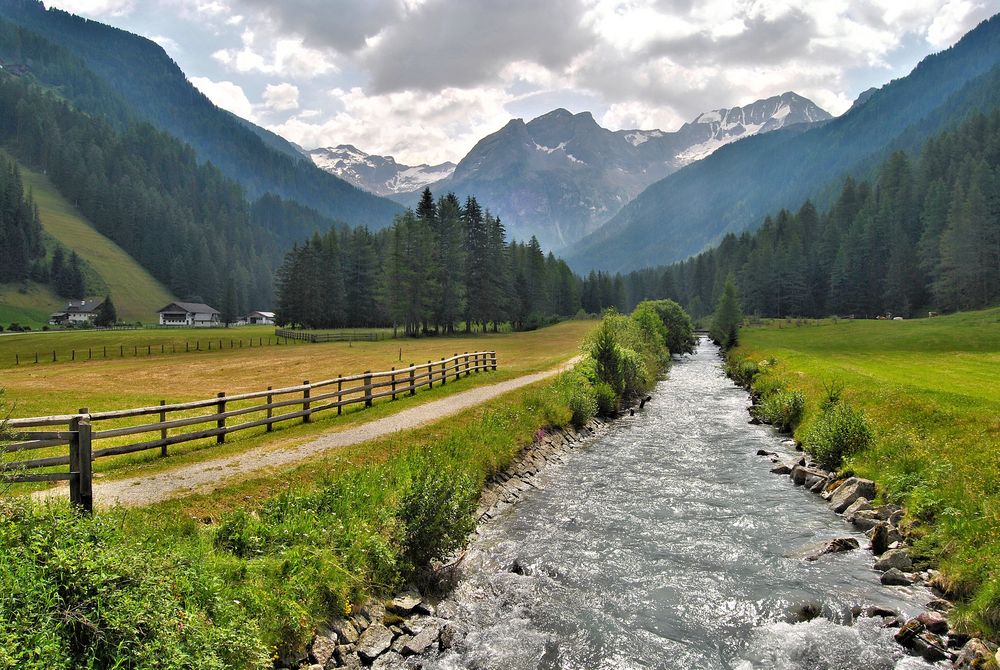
top-left (308, 145), bottom-right (456, 196)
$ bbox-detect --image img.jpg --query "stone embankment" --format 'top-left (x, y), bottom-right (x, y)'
top-left (755, 433), bottom-right (998, 667)
top-left (279, 417), bottom-right (609, 669)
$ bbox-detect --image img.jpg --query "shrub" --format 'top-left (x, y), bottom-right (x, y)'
top-left (0, 499), bottom-right (268, 670)
top-left (724, 354), bottom-right (760, 387)
top-left (803, 401), bottom-right (875, 470)
top-left (567, 383), bottom-right (598, 427)
top-left (397, 460), bottom-right (477, 571)
top-left (755, 390), bottom-right (805, 432)
top-left (593, 381), bottom-right (618, 415)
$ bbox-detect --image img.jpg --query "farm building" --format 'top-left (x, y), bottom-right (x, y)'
top-left (49, 299), bottom-right (104, 326)
top-left (157, 301), bottom-right (221, 327)
top-left (246, 311), bottom-right (275, 325)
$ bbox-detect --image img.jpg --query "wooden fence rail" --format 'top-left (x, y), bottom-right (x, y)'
top-left (274, 329), bottom-right (389, 343)
top-left (1, 351), bottom-right (497, 512)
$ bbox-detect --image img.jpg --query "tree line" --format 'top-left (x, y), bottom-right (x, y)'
top-left (276, 189), bottom-right (584, 331)
top-left (613, 110), bottom-right (1000, 318)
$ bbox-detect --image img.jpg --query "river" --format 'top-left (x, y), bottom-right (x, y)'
top-left (425, 339), bottom-right (935, 670)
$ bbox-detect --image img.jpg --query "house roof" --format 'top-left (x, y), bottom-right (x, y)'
top-left (158, 301), bottom-right (220, 315)
top-left (64, 299), bottom-right (103, 314)
top-left (248, 311), bottom-right (275, 318)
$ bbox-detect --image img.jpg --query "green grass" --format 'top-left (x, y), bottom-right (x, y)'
top-left (0, 282), bottom-right (60, 329)
top-left (1, 151), bottom-right (175, 322)
top-left (736, 308), bottom-right (1000, 635)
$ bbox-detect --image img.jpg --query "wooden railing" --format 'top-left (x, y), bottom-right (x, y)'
top-left (275, 329), bottom-right (389, 343)
top-left (1, 351), bottom-right (497, 511)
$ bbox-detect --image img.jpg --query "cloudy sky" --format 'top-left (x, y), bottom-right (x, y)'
top-left (49, 0), bottom-right (996, 165)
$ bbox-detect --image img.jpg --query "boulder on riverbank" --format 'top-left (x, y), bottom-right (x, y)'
top-left (828, 477), bottom-right (876, 513)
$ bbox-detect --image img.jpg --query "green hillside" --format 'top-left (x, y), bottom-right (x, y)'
top-left (0, 152), bottom-right (174, 322)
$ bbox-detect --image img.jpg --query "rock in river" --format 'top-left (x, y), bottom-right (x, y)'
top-left (881, 568), bottom-right (913, 586)
top-left (799, 537), bottom-right (861, 561)
top-left (873, 548), bottom-right (913, 572)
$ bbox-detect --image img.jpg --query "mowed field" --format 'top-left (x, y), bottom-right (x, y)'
top-left (2, 151), bottom-right (175, 322)
top-left (1, 320), bottom-right (594, 488)
top-left (737, 308), bottom-right (1000, 632)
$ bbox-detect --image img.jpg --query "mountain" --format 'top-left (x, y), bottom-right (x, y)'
top-left (411, 93), bottom-right (828, 251)
top-left (308, 145), bottom-right (456, 197)
top-left (565, 13), bottom-right (1000, 273)
top-left (0, 0), bottom-right (402, 229)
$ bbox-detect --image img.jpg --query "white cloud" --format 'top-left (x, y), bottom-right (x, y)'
top-left (262, 82), bottom-right (300, 111)
top-left (212, 29), bottom-right (337, 78)
top-left (189, 76), bottom-right (255, 120)
top-left (269, 86), bottom-right (515, 164)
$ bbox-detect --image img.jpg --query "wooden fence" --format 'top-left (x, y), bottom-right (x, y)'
top-left (11, 335), bottom-right (291, 366)
top-left (1, 351), bottom-right (497, 511)
top-left (274, 329), bottom-right (389, 343)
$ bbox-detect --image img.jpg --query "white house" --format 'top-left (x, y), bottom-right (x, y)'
top-left (49, 299), bottom-right (104, 326)
top-left (157, 301), bottom-right (221, 327)
top-left (246, 310), bottom-right (276, 325)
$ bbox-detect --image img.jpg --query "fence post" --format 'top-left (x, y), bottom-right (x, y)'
top-left (454, 354), bottom-right (460, 381)
top-left (364, 371), bottom-right (373, 407)
top-left (391, 367), bottom-right (397, 400)
top-left (492, 352), bottom-right (497, 370)
top-left (409, 364), bottom-right (416, 396)
top-left (266, 386), bottom-right (274, 432)
top-left (303, 381), bottom-right (311, 423)
top-left (465, 351), bottom-right (471, 376)
top-left (427, 361), bottom-right (433, 389)
top-left (337, 377), bottom-right (342, 415)
top-left (441, 357), bottom-right (447, 385)
top-left (159, 400), bottom-right (167, 456)
top-left (216, 392), bottom-right (226, 444)
top-left (69, 409), bottom-right (93, 514)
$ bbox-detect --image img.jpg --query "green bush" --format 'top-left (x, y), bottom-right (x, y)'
top-left (803, 401), bottom-right (875, 470)
top-left (397, 460), bottom-right (477, 571)
top-left (593, 381), bottom-right (618, 415)
top-left (567, 383), bottom-right (598, 427)
top-left (724, 354), bottom-right (760, 387)
top-left (0, 499), bottom-right (268, 670)
top-left (754, 389), bottom-right (805, 432)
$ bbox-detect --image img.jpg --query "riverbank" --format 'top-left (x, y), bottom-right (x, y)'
top-left (727, 308), bottom-right (1000, 657)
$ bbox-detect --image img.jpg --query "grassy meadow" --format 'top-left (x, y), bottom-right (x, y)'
top-left (0, 151), bottom-right (174, 322)
top-left (0, 320), bottom-right (595, 488)
top-left (735, 308), bottom-right (1000, 634)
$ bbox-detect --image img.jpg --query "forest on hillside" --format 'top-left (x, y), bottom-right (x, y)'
top-left (615, 110), bottom-right (1000, 318)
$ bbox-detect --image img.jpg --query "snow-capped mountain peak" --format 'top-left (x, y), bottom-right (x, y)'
top-left (308, 145), bottom-right (456, 196)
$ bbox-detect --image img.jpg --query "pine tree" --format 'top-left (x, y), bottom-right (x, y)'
top-left (711, 275), bottom-right (742, 349)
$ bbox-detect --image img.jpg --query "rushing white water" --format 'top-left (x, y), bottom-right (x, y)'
top-left (424, 339), bottom-right (936, 670)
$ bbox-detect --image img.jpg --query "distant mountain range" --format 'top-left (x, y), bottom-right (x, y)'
top-left (309, 93), bottom-right (829, 251)
top-left (307, 145), bottom-right (456, 197)
top-left (564, 13), bottom-right (1000, 272)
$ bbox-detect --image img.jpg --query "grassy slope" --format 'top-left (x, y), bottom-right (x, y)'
top-left (1, 151), bottom-right (174, 321)
top-left (0, 282), bottom-right (61, 328)
top-left (737, 308), bottom-right (1000, 633)
top-left (2, 320), bottom-right (595, 487)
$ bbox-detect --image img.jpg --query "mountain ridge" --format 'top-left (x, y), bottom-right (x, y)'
top-left (385, 91), bottom-right (829, 250)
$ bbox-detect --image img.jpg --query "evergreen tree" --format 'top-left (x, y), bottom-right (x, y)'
top-left (94, 294), bottom-right (116, 326)
top-left (711, 275), bottom-right (742, 349)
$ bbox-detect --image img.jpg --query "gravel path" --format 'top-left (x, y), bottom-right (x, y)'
top-left (35, 358), bottom-right (579, 508)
